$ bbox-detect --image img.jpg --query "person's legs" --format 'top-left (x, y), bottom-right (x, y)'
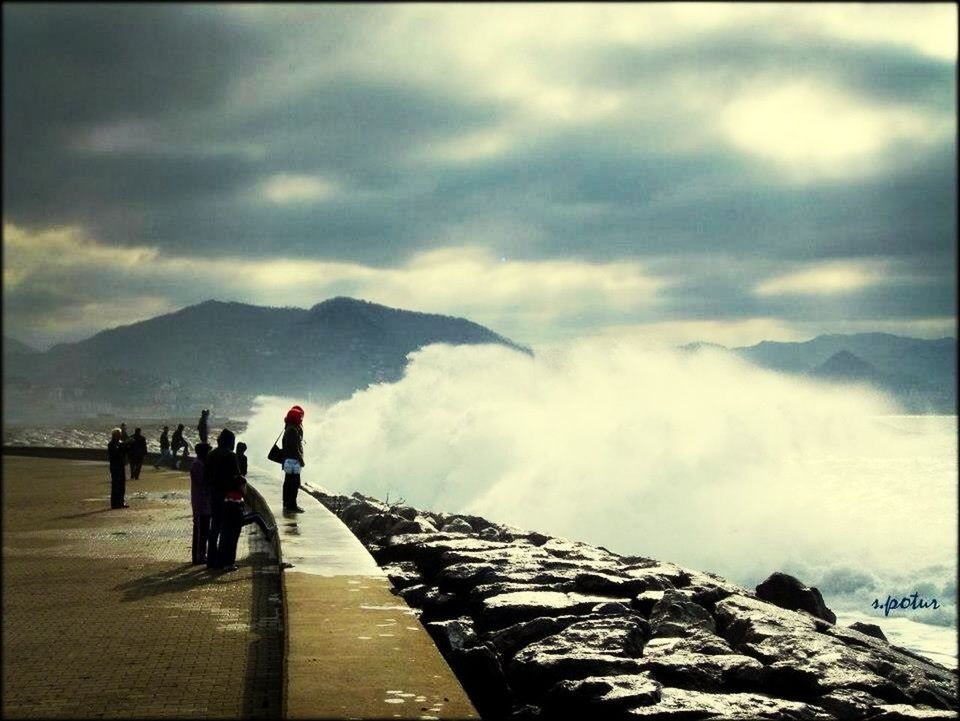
top-left (130, 459), bottom-right (142, 480)
top-left (207, 495), bottom-right (224, 568)
top-left (282, 473), bottom-right (302, 510)
top-left (219, 502), bottom-right (244, 568)
top-left (110, 467), bottom-right (125, 508)
top-left (241, 510), bottom-right (274, 539)
top-left (192, 513), bottom-right (210, 564)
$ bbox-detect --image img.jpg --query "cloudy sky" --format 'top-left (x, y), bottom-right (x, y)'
top-left (3, 3), bottom-right (956, 350)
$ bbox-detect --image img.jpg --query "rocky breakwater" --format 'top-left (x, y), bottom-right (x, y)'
top-left (311, 491), bottom-right (958, 720)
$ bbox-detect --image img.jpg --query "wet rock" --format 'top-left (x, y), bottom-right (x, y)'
top-left (392, 504), bottom-right (418, 521)
top-left (339, 498), bottom-right (387, 526)
top-left (541, 673), bottom-right (662, 717)
top-left (641, 633), bottom-right (763, 692)
top-left (470, 581), bottom-right (565, 602)
top-left (352, 511), bottom-right (405, 542)
top-left (572, 571), bottom-right (649, 597)
top-left (592, 601), bottom-right (632, 615)
top-left (509, 616), bottom-right (649, 698)
top-left (485, 615), bottom-right (589, 661)
top-left (816, 688), bottom-right (885, 719)
top-left (398, 584), bottom-right (460, 621)
top-left (479, 526), bottom-right (502, 541)
top-left (481, 590), bottom-right (622, 629)
top-left (326, 493), bottom-right (957, 721)
top-left (436, 562), bottom-right (496, 594)
top-left (756, 571), bottom-right (837, 624)
top-left (715, 594), bottom-right (912, 702)
top-left (867, 705), bottom-right (960, 720)
top-left (627, 687), bottom-right (834, 719)
top-left (648, 590), bottom-right (717, 637)
top-left (390, 516), bottom-right (438, 535)
top-left (441, 517), bottom-right (474, 534)
top-left (632, 590), bottom-right (666, 616)
top-left (849, 622), bottom-right (888, 643)
top-left (382, 561), bottom-right (422, 590)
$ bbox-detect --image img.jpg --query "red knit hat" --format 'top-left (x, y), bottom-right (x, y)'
top-left (285, 406), bottom-right (304, 424)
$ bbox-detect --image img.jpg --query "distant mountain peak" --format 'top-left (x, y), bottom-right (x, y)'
top-left (812, 350), bottom-right (879, 379)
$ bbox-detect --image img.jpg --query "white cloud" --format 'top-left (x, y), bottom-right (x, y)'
top-left (259, 173), bottom-right (338, 205)
top-left (237, 5), bottom-right (955, 170)
top-left (2, 223), bottom-right (158, 289)
top-left (720, 80), bottom-right (951, 180)
top-left (754, 260), bottom-right (892, 297)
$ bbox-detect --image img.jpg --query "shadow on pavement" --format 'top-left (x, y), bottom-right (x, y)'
top-left (113, 563), bottom-right (225, 601)
top-left (242, 535), bottom-right (284, 718)
top-left (52, 507), bottom-right (115, 520)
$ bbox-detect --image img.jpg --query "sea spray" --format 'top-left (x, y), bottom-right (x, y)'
top-left (244, 339), bottom-right (957, 649)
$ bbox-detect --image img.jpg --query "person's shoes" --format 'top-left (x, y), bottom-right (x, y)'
top-left (291, 506), bottom-right (305, 513)
top-left (111, 504), bottom-right (130, 509)
top-left (222, 565), bottom-right (239, 572)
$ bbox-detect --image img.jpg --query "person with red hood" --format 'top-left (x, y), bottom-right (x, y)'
top-left (281, 405), bottom-right (305, 512)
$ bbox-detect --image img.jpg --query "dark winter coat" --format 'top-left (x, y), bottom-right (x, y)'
top-left (107, 439), bottom-right (126, 472)
top-left (281, 423), bottom-right (304, 466)
top-left (159, 430), bottom-right (170, 451)
top-left (129, 433), bottom-right (148, 461)
top-left (206, 447), bottom-right (243, 497)
top-left (171, 428), bottom-right (187, 453)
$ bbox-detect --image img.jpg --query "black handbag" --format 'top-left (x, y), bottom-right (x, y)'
top-left (267, 432), bottom-right (284, 464)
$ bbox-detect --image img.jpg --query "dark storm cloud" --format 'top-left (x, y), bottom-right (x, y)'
top-left (578, 31), bottom-right (954, 111)
top-left (2, 5), bottom-right (955, 346)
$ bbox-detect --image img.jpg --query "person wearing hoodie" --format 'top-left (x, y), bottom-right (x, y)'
top-left (204, 428), bottom-right (246, 571)
top-left (281, 405), bottom-right (305, 513)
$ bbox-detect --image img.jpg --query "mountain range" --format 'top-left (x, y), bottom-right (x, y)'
top-left (3, 300), bottom-right (956, 422)
top-left (719, 334), bottom-right (955, 413)
top-left (2, 297), bottom-right (530, 422)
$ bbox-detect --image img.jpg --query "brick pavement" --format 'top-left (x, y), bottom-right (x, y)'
top-left (2, 455), bottom-right (282, 719)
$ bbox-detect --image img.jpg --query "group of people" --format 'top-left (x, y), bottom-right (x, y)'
top-left (154, 408), bottom-right (210, 470)
top-left (191, 428), bottom-right (273, 571)
top-left (107, 423), bottom-right (148, 508)
top-left (106, 404), bottom-right (308, 570)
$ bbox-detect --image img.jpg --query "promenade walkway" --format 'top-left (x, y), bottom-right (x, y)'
top-left (2, 455), bottom-right (282, 719)
top-left (2, 452), bottom-right (478, 720)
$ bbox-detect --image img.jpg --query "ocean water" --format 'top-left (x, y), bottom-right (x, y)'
top-left (244, 340), bottom-right (957, 667)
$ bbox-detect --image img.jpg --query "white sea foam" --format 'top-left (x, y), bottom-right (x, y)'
top-left (243, 339), bottom-right (957, 663)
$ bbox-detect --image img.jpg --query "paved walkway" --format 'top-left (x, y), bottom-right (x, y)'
top-left (1, 455), bottom-right (283, 719)
top-left (246, 466), bottom-right (479, 720)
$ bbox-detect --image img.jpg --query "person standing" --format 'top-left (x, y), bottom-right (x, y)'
top-left (108, 428), bottom-right (128, 509)
top-left (128, 427), bottom-right (148, 480)
top-left (205, 428), bottom-right (242, 570)
top-left (190, 443), bottom-right (212, 565)
top-left (281, 405), bottom-right (306, 513)
top-left (171, 423), bottom-right (189, 469)
top-left (155, 425), bottom-right (171, 469)
top-left (197, 409), bottom-right (210, 445)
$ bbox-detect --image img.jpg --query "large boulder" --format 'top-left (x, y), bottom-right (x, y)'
top-left (509, 617), bottom-right (649, 699)
top-left (756, 572), bottom-right (837, 624)
top-left (541, 673), bottom-right (662, 718)
top-left (648, 590), bottom-right (717, 637)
